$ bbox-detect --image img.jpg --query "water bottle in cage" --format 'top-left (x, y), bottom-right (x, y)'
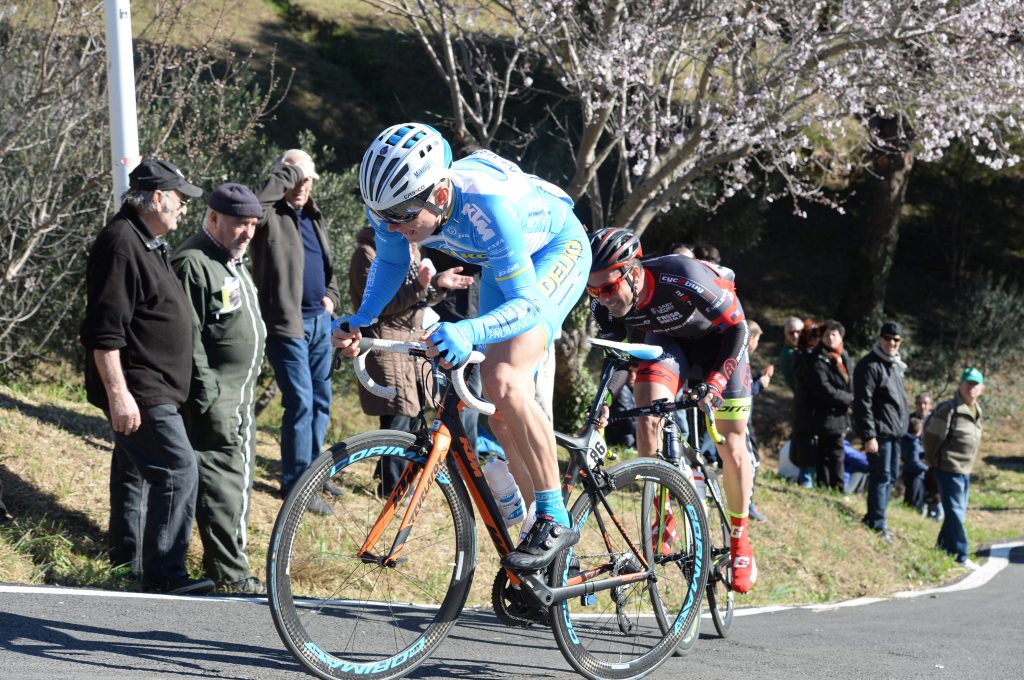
top-left (483, 456), bottom-right (525, 527)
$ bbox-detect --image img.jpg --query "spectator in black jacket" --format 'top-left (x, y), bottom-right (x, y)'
top-left (853, 320), bottom-right (910, 544)
top-left (790, 320), bottom-right (822, 487)
top-left (79, 159), bottom-right (213, 595)
top-left (803, 320), bottom-right (853, 491)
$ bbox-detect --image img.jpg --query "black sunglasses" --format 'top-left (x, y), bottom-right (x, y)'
top-left (371, 186), bottom-right (441, 224)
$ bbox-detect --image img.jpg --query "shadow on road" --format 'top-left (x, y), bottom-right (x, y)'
top-left (0, 611), bottom-right (297, 678)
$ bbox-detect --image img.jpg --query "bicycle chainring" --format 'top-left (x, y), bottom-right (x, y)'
top-left (491, 568), bottom-right (550, 628)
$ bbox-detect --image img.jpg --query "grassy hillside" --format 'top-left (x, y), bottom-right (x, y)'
top-left (3, 0), bottom-right (1021, 609)
top-left (1, 377), bottom-right (1021, 607)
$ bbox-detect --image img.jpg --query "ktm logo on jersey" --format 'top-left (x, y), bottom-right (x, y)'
top-left (539, 239), bottom-right (584, 295)
top-left (462, 204), bottom-right (496, 241)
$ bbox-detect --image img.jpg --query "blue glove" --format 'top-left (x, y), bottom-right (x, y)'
top-left (333, 312), bottom-right (374, 332)
top-left (429, 322), bottom-right (473, 366)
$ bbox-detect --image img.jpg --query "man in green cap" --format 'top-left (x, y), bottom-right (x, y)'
top-left (922, 367), bottom-right (985, 570)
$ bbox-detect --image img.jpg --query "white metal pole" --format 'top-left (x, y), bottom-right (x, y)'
top-left (104, 0), bottom-right (140, 205)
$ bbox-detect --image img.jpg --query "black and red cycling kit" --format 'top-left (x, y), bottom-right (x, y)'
top-left (590, 254), bottom-right (752, 402)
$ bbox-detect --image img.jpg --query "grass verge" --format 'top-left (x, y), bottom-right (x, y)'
top-left (1, 381), bottom-right (1021, 609)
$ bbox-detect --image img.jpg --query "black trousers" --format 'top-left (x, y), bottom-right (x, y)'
top-left (814, 433), bottom-right (846, 492)
top-left (108, 404), bottom-right (198, 587)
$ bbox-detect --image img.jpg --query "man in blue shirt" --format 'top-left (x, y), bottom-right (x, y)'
top-left (253, 150), bottom-right (342, 515)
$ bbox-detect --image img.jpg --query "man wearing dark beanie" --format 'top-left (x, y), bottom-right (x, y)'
top-left (172, 183), bottom-right (267, 595)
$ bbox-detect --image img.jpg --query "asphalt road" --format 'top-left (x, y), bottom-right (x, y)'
top-left (1, 542), bottom-right (1021, 680)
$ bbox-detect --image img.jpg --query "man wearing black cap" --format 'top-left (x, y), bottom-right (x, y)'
top-left (172, 183), bottom-right (267, 595)
top-left (853, 320), bottom-right (910, 544)
top-left (80, 159), bottom-right (213, 595)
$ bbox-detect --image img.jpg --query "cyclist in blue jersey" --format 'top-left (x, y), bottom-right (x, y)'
top-left (332, 123), bottom-right (591, 570)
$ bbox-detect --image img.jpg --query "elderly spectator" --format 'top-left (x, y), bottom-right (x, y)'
top-left (923, 368), bottom-right (985, 570)
top-left (854, 320), bottom-right (910, 544)
top-left (80, 159), bottom-right (213, 595)
top-left (172, 183), bottom-right (267, 595)
top-left (253, 150), bottom-right (342, 514)
top-left (779, 316), bottom-right (804, 391)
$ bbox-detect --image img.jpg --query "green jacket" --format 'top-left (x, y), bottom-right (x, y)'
top-left (171, 232), bottom-right (267, 417)
top-left (922, 392), bottom-right (983, 475)
top-left (252, 164), bottom-right (341, 338)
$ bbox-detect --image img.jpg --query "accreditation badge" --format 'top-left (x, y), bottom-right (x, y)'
top-left (219, 275), bottom-right (242, 314)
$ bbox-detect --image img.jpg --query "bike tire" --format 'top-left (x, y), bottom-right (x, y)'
top-left (643, 474), bottom-right (701, 657)
top-left (267, 430), bottom-right (476, 680)
top-left (703, 473), bottom-right (735, 638)
top-left (549, 458), bottom-right (709, 680)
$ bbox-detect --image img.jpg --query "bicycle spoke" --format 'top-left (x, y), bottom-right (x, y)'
top-left (268, 433), bottom-right (475, 680)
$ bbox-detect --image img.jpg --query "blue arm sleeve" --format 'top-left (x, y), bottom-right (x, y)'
top-left (355, 211), bottom-right (412, 321)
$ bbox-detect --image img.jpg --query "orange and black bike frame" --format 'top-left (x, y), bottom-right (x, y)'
top-left (354, 347), bottom-right (665, 602)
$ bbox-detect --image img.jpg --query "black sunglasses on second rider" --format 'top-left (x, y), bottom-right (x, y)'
top-left (371, 185), bottom-right (445, 224)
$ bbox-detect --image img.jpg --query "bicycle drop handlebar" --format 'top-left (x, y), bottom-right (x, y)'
top-left (608, 391), bottom-right (725, 444)
top-left (350, 337), bottom-right (496, 416)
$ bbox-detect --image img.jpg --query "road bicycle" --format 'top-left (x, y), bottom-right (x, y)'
top-left (267, 337), bottom-right (709, 680)
top-left (608, 396), bottom-right (735, 638)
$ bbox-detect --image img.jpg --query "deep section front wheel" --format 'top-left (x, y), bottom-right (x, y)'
top-left (267, 430), bottom-right (475, 680)
top-left (549, 458), bottom-right (709, 680)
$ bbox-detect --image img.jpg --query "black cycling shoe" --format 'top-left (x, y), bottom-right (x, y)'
top-left (500, 515), bottom-right (578, 572)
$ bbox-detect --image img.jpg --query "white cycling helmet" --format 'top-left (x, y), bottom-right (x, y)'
top-left (359, 123), bottom-right (453, 223)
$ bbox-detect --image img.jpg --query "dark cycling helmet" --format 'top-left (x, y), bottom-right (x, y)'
top-left (589, 227), bottom-right (643, 272)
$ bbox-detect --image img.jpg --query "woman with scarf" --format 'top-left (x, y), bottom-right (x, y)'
top-left (804, 320), bottom-right (854, 491)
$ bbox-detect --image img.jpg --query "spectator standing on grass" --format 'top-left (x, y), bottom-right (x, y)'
top-left (172, 184), bottom-right (267, 596)
top-left (253, 150), bottom-right (342, 514)
top-left (901, 416), bottom-right (928, 512)
top-left (915, 392), bottom-right (943, 521)
top-left (854, 320), bottom-right (910, 545)
top-left (80, 159), bottom-right (213, 595)
top-left (922, 368), bottom-right (985, 570)
top-left (779, 316), bottom-right (804, 391)
top-left (347, 227), bottom-right (472, 496)
top-left (790, 320), bottom-right (822, 488)
top-left (804, 320), bottom-right (853, 492)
